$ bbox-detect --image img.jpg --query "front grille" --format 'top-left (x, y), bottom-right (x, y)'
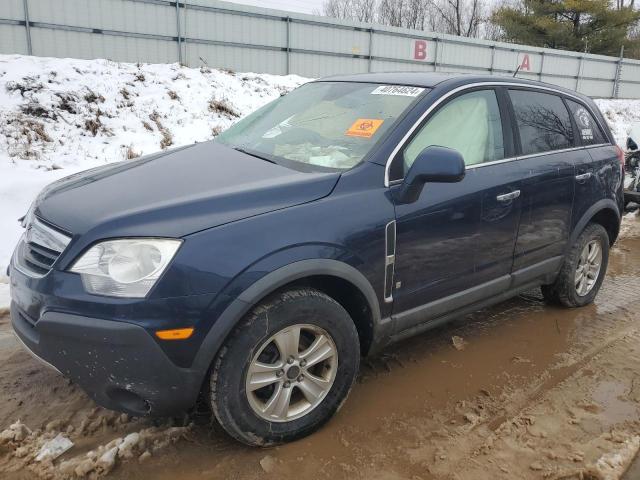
top-left (14, 217), bottom-right (71, 277)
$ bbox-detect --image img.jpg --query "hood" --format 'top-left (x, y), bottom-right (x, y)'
top-left (35, 142), bottom-right (340, 238)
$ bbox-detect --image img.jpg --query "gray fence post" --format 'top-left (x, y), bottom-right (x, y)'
top-left (367, 28), bottom-right (373, 73)
top-left (575, 56), bottom-right (583, 91)
top-left (613, 45), bottom-right (624, 99)
top-left (538, 51), bottom-right (544, 81)
top-left (175, 0), bottom-right (182, 65)
top-left (489, 45), bottom-right (495, 74)
top-left (23, 0), bottom-right (32, 56)
top-left (286, 16), bottom-right (291, 75)
top-left (433, 37), bottom-right (439, 72)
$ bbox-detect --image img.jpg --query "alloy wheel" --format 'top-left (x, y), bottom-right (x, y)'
top-left (575, 239), bottom-right (602, 296)
top-left (245, 324), bottom-right (338, 422)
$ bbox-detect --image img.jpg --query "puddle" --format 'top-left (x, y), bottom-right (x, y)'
top-left (592, 381), bottom-right (639, 429)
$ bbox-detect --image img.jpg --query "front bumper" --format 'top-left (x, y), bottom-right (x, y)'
top-left (8, 259), bottom-right (219, 417)
top-left (11, 303), bottom-right (203, 416)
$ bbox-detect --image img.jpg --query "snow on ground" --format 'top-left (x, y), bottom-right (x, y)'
top-left (0, 54), bottom-right (308, 306)
top-left (596, 99), bottom-right (640, 146)
top-left (0, 53), bottom-right (639, 310)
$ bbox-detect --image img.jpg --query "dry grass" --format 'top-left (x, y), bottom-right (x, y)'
top-left (149, 111), bottom-right (173, 149)
top-left (125, 145), bottom-right (140, 160)
top-left (209, 98), bottom-right (239, 118)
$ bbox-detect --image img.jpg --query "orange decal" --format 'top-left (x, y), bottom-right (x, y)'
top-left (345, 118), bottom-right (384, 138)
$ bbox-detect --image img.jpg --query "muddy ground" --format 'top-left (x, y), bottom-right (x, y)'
top-left (2, 215), bottom-right (640, 480)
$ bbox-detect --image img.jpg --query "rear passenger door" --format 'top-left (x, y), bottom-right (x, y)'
top-left (508, 89), bottom-right (578, 274)
top-left (564, 99), bottom-right (621, 233)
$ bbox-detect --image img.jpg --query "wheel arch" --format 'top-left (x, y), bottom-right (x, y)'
top-left (570, 199), bottom-right (621, 248)
top-left (192, 259), bottom-right (382, 376)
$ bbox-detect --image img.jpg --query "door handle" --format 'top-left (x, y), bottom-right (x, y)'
top-left (496, 190), bottom-right (521, 202)
top-left (575, 172), bottom-right (592, 181)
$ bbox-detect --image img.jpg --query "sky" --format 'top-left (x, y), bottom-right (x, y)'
top-left (223, 0), bottom-right (326, 14)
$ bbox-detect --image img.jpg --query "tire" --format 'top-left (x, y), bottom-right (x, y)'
top-left (542, 223), bottom-right (610, 308)
top-left (209, 288), bottom-right (360, 446)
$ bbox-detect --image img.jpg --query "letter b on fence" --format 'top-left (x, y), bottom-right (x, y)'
top-left (414, 40), bottom-right (427, 60)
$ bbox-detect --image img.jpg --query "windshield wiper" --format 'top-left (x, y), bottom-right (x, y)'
top-left (233, 146), bottom-right (278, 165)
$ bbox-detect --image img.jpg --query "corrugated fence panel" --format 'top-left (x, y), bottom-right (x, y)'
top-left (620, 62), bottom-right (640, 84)
top-left (28, 0), bottom-right (177, 36)
top-left (185, 44), bottom-right (285, 74)
top-left (582, 58), bottom-right (617, 79)
top-left (30, 27), bottom-right (177, 64)
top-left (493, 49), bottom-right (533, 74)
top-left (540, 75), bottom-right (576, 90)
top-left (1, 0), bottom-right (639, 98)
top-left (184, 5), bottom-right (285, 47)
top-left (619, 82), bottom-right (640, 99)
top-left (0, 25), bottom-right (29, 55)
top-left (294, 22), bottom-right (370, 57)
top-left (579, 79), bottom-right (614, 98)
top-left (0, 0), bottom-right (25, 20)
top-left (541, 54), bottom-right (581, 80)
top-left (371, 59), bottom-right (432, 72)
top-left (441, 41), bottom-right (492, 72)
top-left (290, 52), bottom-right (368, 78)
top-left (373, 33), bottom-right (422, 64)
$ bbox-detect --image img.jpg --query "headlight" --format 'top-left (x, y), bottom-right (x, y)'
top-left (70, 238), bottom-right (181, 298)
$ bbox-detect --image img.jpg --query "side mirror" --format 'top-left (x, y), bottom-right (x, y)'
top-left (395, 146), bottom-right (466, 204)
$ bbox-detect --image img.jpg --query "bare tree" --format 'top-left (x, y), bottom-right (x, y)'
top-left (319, 0), bottom-right (497, 39)
top-left (321, 0), bottom-right (377, 22)
top-left (616, 0), bottom-right (636, 9)
top-left (431, 0), bottom-right (486, 37)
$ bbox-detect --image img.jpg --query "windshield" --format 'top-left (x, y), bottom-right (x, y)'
top-left (216, 82), bottom-right (426, 170)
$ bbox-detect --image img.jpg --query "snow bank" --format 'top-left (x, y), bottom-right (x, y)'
top-left (0, 54), bottom-right (308, 303)
top-left (595, 99), bottom-right (640, 146)
top-left (1, 53), bottom-right (640, 311)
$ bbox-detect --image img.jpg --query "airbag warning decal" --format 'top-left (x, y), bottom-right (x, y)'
top-left (345, 118), bottom-right (384, 138)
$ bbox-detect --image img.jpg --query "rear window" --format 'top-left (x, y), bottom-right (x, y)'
top-left (565, 100), bottom-right (607, 146)
top-left (509, 90), bottom-right (574, 155)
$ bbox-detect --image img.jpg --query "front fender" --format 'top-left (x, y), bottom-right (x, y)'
top-left (191, 255), bottom-right (382, 376)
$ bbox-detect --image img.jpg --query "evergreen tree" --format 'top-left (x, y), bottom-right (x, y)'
top-left (492, 0), bottom-right (640, 57)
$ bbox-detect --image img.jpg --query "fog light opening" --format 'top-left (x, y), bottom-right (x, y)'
top-left (107, 388), bottom-right (151, 415)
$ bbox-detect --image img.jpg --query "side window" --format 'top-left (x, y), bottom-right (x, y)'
top-left (509, 90), bottom-right (574, 155)
top-left (566, 100), bottom-right (607, 145)
top-left (402, 89), bottom-right (505, 173)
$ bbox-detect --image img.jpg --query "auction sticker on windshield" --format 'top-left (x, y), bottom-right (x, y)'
top-left (371, 85), bottom-right (424, 96)
top-left (345, 118), bottom-right (384, 138)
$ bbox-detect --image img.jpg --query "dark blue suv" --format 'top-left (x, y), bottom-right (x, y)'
top-left (9, 74), bottom-right (624, 446)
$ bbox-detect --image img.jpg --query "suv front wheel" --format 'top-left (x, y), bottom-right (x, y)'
top-left (210, 288), bottom-right (360, 446)
top-left (541, 223), bottom-right (610, 307)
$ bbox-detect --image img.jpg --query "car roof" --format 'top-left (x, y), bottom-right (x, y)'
top-left (316, 72), bottom-right (586, 99)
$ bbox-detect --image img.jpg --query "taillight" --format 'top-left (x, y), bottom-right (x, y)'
top-left (615, 145), bottom-right (625, 170)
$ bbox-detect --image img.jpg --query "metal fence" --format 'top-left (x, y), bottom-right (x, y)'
top-left (2, 0), bottom-right (640, 98)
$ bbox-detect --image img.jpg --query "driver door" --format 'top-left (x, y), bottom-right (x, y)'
top-left (390, 88), bottom-right (521, 333)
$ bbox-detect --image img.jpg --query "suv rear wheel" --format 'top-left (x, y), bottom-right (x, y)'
top-left (541, 223), bottom-right (609, 307)
top-left (209, 288), bottom-right (360, 446)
